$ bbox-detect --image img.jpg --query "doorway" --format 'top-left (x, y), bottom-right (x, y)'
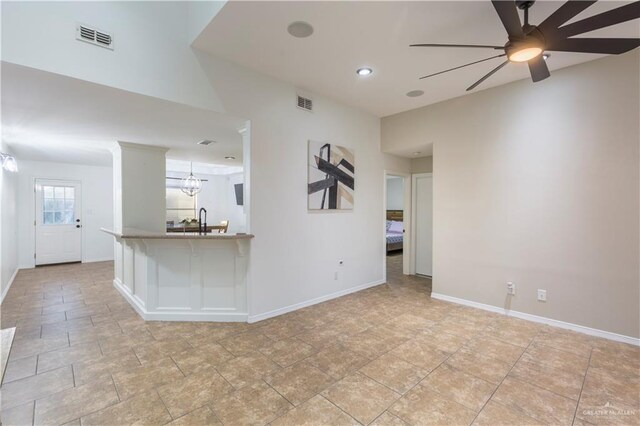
top-left (411, 173), bottom-right (433, 276)
top-left (35, 179), bottom-right (82, 265)
top-left (384, 171), bottom-right (411, 279)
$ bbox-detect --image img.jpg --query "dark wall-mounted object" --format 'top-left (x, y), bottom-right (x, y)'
top-left (234, 183), bottom-right (244, 206)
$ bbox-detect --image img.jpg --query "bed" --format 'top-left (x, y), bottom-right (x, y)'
top-left (386, 210), bottom-right (404, 253)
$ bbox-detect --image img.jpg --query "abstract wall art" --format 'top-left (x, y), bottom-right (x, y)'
top-left (308, 141), bottom-right (354, 210)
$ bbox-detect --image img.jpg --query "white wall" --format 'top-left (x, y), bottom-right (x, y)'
top-left (382, 52), bottom-right (640, 339)
top-left (1, 1), bottom-right (222, 112)
top-left (386, 177), bottom-right (403, 210)
top-left (411, 156), bottom-right (433, 174)
top-left (0, 142), bottom-right (19, 301)
top-left (194, 53), bottom-right (411, 318)
top-left (17, 160), bottom-right (114, 268)
top-left (2, 2), bottom-right (411, 320)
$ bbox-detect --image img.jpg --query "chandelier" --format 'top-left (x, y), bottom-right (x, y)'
top-left (180, 162), bottom-right (202, 197)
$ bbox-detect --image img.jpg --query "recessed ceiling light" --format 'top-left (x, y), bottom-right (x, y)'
top-left (225, 156), bottom-right (236, 160)
top-left (406, 90), bottom-right (424, 98)
top-left (287, 21), bottom-right (314, 38)
top-left (197, 140), bottom-right (216, 146)
top-left (356, 67), bottom-right (373, 76)
top-left (412, 152), bottom-right (421, 156)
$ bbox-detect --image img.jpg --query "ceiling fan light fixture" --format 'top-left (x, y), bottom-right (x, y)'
top-left (507, 45), bottom-right (543, 62)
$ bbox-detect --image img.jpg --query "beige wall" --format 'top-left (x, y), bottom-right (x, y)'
top-left (382, 52), bottom-right (639, 338)
top-left (411, 156), bottom-right (433, 174)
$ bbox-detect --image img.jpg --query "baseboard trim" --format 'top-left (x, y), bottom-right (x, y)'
top-left (113, 278), bottom-right (248, 322)
top-left (431, 292), bottom-right (640, 347)
top-left (0, 268), bottom-right (19, 304)
top-left (248, 278), bottom-right (386, 323)
top-left (82, 257), bottom-right (114, 264)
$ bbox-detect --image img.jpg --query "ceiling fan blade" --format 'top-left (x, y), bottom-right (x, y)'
top-left (491, 0), bottom-right (524, 39)
top-left (466, 60), bottom-right (510, 91)
top-left (420, 54), bottom-right (507, 79)
top-left (557, 2), bottom-right (640, 38)
top-left (528, 56), bottom-right (551, 82)
top-left (538, 0), bottom-right (597, 36)
top-left (410, 43), bottom-right (504, 49)
top-left (547, 37), bottom-right (640, 54)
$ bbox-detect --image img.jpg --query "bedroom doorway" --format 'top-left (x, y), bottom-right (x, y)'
top-left (384, 171), bottom-right (411, 279)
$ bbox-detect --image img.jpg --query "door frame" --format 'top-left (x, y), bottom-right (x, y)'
top-left (34, 178), bottom-right (83, 265)
top-left (410, 173), bottom-right (432, 275)
top-left (383, 170), bottom-right (411, 279)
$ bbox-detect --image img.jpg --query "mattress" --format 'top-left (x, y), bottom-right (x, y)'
top-left (386, 232), bottom-right (403, 245)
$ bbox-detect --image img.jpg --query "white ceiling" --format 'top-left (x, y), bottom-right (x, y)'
top-left (194, 0), bottom-right (639, 117)
top-left (1, 62), bottom-right (246, 167)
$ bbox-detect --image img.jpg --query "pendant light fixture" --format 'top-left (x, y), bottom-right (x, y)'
top-left (180, 162), bottom-right (202, 197)
top-left (0, 152), bottom-right (18, 172)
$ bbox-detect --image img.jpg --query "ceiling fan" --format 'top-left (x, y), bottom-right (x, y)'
top-left (412, 0), bottom-right (640, 91)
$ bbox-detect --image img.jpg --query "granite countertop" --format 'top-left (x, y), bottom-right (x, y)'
top-left (101, 228), bottom-right (254, 240)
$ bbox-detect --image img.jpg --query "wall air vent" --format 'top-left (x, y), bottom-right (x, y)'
top-left (297, 95), bottom-right (313, 112)
top-left (76, 24), bottom-right (113, 50)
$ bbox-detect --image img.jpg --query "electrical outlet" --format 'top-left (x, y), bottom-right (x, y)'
top-left (507, 282), bottom-right (515, 295)
top-left (537, 289), bottom-right (547, 302)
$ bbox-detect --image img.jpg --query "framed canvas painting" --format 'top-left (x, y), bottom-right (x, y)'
top-left (308, 141), bottom-right (354, 210)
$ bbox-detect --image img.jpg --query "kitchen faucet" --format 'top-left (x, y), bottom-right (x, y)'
top-left (198, 208), bottom-right (207, 235)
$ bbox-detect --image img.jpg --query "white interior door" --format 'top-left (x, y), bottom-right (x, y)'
top-left (35, 179), bottom-right (82, 265)
top-left (414, 174), bottom-right (433, 276)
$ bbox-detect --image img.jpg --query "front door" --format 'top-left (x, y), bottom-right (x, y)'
top-left (35, 179), bottom-right (82, 265)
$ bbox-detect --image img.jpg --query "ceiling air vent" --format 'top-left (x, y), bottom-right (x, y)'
top-left (76, 24), bottom-right (113, 50)
top-left (197, 140), bottom-right (216, 146)
top-left (297, 95), bottom-right (313, 112)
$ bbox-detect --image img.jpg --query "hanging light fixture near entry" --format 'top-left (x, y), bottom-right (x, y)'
top-left (0, 152), bottom-right (18, 172)
top-left (180, 162), bottom-right (202, 197)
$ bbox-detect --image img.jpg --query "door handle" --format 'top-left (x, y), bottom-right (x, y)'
top-left (76, 225), bottom-right (82, 228)
top-left (76, 219), bottom-right (81, 223)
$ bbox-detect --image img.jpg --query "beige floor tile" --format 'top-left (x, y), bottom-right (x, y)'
top-left (509, 357), bottom-right (586, 400)
top-left (421, 364), bottom-right (497, 412)
top-left (166, 406), bottom-right (222, 426)
top-left (576, 397), bottom-right (640, 425)
top-left (33, 376), bottom-right (120, 425)
top-left (297, 327), bottom-right (346, 349)
top-left (522, 341), bottom-right (590, 374)
top-left (170, 342), bottom-right (235, 376)
top-left (388, 338), bottom-right (449, 372)
top-left (446, 347), bottom-right (513, 384)
top-left (1, 365), bottom-right (74, 410)
top-left (219, 330), bottom-right (275, 356)
top-left (67, 321), bottom-right (123, 346)
top-left (81, 390), bottom-right (173, 425)
top-left (370, 411), bottom-right (409, 425)
top-left (389, 384), bottom-right (477, 425)
top-left (98, 329), bottom-right (156, 354)
top-left (133, 338), bottom-right (193, 364)
top-left (472, 400), bottom-right (543, 425)
top-left (360, 352), bottom-right (428, 394)
top-left (73, 348), bottom-right (141, 385)
top-left (112, 356), bottom-right (184, 400)
top-left (157, 366), bottom-right (233, 418)
top-left (590, 347), bottom-right (640, 378)
top-left (216, 350), bottom-right (282, 389)
top-left (8, 334), bottom-right (69, 360)
top-left (485, 317), bottom-right (541, 348)
top-left (271, 394), bottom-right (358, 426)
top-left (415, 328), bottom-right (469, 354)
top-left (579, 366), bottom-right (640, 409)
top-left (339, 329), bottom-right (406, 359)
top-left (306, 344), bottom-right (371, 379)
top-left (0, 401), bottom-right (35, 426)
top-left (258, 318), bottom-right (310, 341)
top-left (463, 335), bottom-right (525, 364)
top-left (37, 341), bottom-right (103, 373)
top-left (212, 380), bottom-right (293, 425)
top-left (321, 372), bottom-right (400, 425)
top-left (259, 337), bottom-right (317, 367)
top-left (266, 361), bottom-right (336, 405)
top-left (533, 328), bottom-right (594, 359)
top-left (2, 355), bottom-right (37, 383)
top-left (491, 377), bottom-right (577, 425)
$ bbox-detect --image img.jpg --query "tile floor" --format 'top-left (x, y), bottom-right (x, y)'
top-left (0, 255), bottom-right (638, 425)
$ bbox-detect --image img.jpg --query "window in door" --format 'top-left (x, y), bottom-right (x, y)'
top-left (42, 185), bottom-right (76, 225)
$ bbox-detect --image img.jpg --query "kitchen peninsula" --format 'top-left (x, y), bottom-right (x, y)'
top-left (102, 228), bottom-right (253, 322)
